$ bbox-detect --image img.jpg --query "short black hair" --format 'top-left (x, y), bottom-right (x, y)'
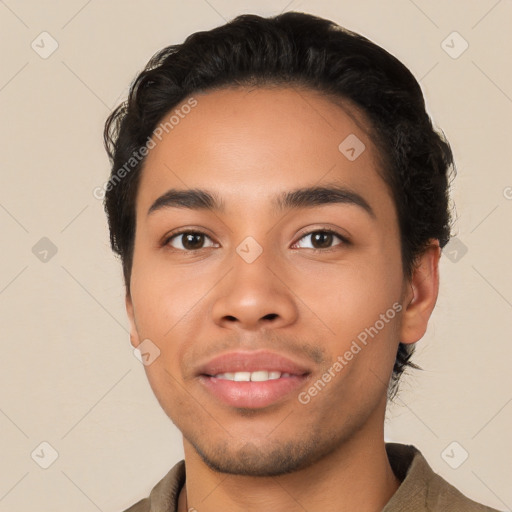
top-left (103, 11), bottom-right (454, 397)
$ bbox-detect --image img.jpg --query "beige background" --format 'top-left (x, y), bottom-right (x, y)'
top-left (1, 1), bottom-right (511, 510)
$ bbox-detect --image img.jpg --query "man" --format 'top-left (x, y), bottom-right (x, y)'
top-left (103, 11), bottom-right (501, 512)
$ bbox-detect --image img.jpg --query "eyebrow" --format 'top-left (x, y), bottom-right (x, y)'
top-left (148, 188), bottom-right (222, 215)
top-left (147, 185), bottom-right (375, 218)
top-left (275, 185), bottom-right (375, 218)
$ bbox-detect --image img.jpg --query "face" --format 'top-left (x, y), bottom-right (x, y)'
top-left (126, 86), bottom-right (429, 476)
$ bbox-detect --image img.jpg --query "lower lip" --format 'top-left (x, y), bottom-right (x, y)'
top-left (199, 375), bottom-right (308, 409)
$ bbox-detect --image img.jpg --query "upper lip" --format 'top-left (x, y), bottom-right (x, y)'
top-left (196, 350), bottom-right (311, 377)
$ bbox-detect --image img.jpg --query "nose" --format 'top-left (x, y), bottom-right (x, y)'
top-left (211, 250), bottom-right (299, 332)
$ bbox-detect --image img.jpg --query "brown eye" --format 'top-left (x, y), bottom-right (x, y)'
top-left (167, 231), bottom-right (217, 251)
top-left (182, 233), bottom-right (205, 250)
top-left (294, 230), bottom-right (346, 250)
top-left (310, 232), bottom-right (334, 249)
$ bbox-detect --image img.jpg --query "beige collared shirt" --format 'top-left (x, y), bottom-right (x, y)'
top-left (122, 443), bottom-right (502, 511)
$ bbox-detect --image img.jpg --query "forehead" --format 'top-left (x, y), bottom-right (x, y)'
top-left (136, 86), bottom-right (394, 219)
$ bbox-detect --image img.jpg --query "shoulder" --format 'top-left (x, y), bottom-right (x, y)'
top-left (122, 497), bottom-right (149, 512)
top-left (384, 443), bottom-right (503, 512)
top-left (120, 460), bottom-right (186, 512)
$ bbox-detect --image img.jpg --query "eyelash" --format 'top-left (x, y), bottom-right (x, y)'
top-left (293, 228), bottom-right (350, 252)
top-left (162, 228), bottom-right (349, 253)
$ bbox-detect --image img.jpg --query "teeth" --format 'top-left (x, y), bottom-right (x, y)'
top-left (251, 370), bottom-right (270, 382)
top-left (233, 372), bottom-right (251, 382)
top-left (214, 371), bottom-right (285, 382)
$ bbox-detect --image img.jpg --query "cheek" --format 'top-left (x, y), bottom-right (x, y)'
top-left (129, 248), bottom-right (221, 392)
top-left (130, 245), bottom-right (211, 337)
top-left (288, 251), bottom-right (403, 346)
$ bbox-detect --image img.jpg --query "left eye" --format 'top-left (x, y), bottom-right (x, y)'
top-left (166, 232), bottom-right (218, 251)
top-left (293, 230), bottom-right (346, 250)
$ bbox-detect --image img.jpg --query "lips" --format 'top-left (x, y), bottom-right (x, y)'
top-left (197, 350), bottom-right (311, 377)
top-left (196, 350), bottom-right (311, 409)
top-left (214, 370), bottom-right (291, 382)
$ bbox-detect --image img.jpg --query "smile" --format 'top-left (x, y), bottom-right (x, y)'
top-left (212, 371), bottom-right (293, 381)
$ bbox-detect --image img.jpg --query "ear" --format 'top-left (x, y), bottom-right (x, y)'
top-left (125, 292), bottom-right (141, 349)
top-left (400, 240), bottom-right (441, 344)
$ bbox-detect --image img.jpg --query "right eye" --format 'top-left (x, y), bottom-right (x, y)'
top-left (164, 231), bottom-right (219, 251)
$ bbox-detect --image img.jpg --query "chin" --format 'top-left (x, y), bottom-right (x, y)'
top-left (189, 436), bottom-right (332, 477)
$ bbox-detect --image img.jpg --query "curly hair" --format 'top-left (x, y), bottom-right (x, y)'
top-left (103, 11), bottom-right (454, 397)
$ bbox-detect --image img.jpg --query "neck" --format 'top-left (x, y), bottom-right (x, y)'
top-left (178, 425), bottom-right (400, 512)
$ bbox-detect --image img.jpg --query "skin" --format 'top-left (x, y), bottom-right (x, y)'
top-left (126, 86), bottom-right (440, 512)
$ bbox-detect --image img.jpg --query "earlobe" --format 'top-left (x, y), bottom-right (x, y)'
top-left (125, 292), bottom-right (141, 349)
top-left (400, 240), bottom-right (441, 345)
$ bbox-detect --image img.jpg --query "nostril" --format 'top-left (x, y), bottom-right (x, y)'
top-left (263, 313), bottom-right (278, 321)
